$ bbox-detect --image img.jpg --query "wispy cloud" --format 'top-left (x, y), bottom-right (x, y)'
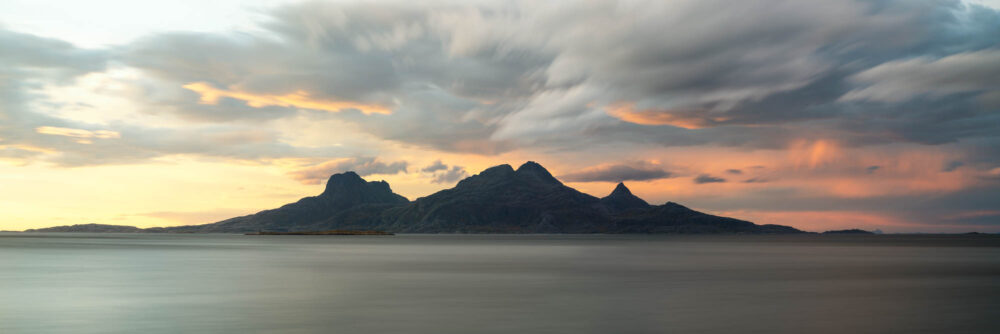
top-left (694, 174), bottom-right (726, 184)
top-left (183, 82), bottom-right (392, 115)
top-left (287, 157), bottom-right (408, 185)
top-left (35, 126), bottom-right (120, 144)
top-left (562, 162), bottom-right (672, 183)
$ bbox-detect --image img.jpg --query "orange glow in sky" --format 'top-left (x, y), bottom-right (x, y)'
top-left (183, 82), bottom-right (393, 115)
top-left (605, 102), bottom-right (728, 129)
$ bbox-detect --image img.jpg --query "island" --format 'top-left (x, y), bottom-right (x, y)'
top-left (26, 162), bottom-right (819, 234)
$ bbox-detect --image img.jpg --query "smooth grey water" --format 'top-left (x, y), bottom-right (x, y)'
top-left (1, 233), bottom-right (999, 334)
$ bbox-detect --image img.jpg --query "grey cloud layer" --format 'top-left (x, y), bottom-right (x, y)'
top-left (105, 0), bottom-right (999, 157)
top-left (694, 174), bottom-right (726, 184)
top-left (419, 160), bottom-right (469, 184)
top-left (561, 163), bottom-right (672, 183)
top-left (0, 28), bottom-right (368, 166)
top-left (288, 157), bottom-right (409, 185)
top-left (8, 0), bottom-right (996, 163)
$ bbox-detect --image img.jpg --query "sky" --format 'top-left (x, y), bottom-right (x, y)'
top-left (1, 0), bottom-right (999, 232)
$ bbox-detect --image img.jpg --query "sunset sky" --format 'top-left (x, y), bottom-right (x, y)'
top-left (2, 0), bottom-right (999, 232)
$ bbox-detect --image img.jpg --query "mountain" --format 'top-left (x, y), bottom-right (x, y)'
top-left (373, 162), bottom-right (610, 233)
top-left (166, 172), bottom-right (408, 233)
top-left (25, 223), bottom-right (144, 233)
top-left (162, 161), bottom-right (804, 234)
top-left (601, 182), bottom-right (651, 214)
top-left (611, 202), bottom-right (801, 233)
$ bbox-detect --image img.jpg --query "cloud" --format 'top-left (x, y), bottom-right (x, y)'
top-left (35, 126), bottom-right (120, 144)
top-left (418, 160), bottom-right (468, 184)
top-left (0, 28), bottom-right (352, 167)
top-left (561, 162), bottom-right (672, 182)
top-left (726, 169), bottom-right (743, 175)
top-left (943, 160), bottom-right (965, 172)
top-left (421, 160), bottom-right (447, 173)
top-left (866, 165), bottom-right (881, 174)
top-left (842, 50), bottom-right (1000, 105)
top-left (287, 157), bottom-right (409, 185)
top-left (82, 0), bottom-right (996, 160)
top-left (182, 82), bottom-right (392, 115)
top-left (694, 174), bottom-right (726, 184)
top-left (605, 103), bottom-right (726, 129)
top-left (431, 166), bottom-right (468, 184)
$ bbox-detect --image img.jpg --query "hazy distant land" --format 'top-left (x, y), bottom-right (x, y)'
top-left (25, 223), bottom-right (144, 233)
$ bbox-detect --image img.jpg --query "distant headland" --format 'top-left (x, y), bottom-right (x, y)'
top-left (25, 162), bottom-right (818, 234)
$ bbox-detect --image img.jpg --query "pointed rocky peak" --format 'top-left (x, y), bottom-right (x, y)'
top-left (601, 182), bottom-right (649, 212)
top-left (515, 161), bottom-right (562, 185)
top-left (609, 182), bottom-right (633, 197)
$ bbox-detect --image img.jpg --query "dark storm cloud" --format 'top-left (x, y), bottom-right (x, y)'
top-left (5, 0), bottom-right (1000, 164)
top-left (88, 0), bottom-right (996, 162)
top-left (694, 174), bottom-right (726, 184)
top-left (561, 163), bottom-right (672, 183)
top-left (114, 2), bottom-right (547, 154)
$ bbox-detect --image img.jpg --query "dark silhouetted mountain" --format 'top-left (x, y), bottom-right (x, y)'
top-left (126, 162), bottom-right (807, 234)
top-left (166, 172), bottom-right (408, 233)
top-left (611, 202), bottom-right (801, 233)
top-left (25, 223), bottom-right (143, 233)
top-left (369, 162), bottom-right (610, 233)
top-left (601, 183), bottom-right (650, 214)
top-left (822, 229), bottom-right (875, 234)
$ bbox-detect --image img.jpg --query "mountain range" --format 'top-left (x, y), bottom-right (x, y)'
top-left (149, 161), bottom-right (802, 234)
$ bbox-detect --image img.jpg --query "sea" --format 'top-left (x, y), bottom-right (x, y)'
top-left (2, 233), bottom-right (998, 334)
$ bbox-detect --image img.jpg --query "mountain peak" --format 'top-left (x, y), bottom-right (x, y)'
top-left (515, 161), bottom-right (561, 185)
top-left (322, 171), bottom-right (366, 195)
top-left (180, 161), bottom-right (803, 234)
top-left (601, 182), bottom-right (649, 212)
top-left (610, 182), bottom-right (632, 196)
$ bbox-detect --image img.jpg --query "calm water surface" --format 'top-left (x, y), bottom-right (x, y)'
top-left (2, 233), bottom-right (999, 334)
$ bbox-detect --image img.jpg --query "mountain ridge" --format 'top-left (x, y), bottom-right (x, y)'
top-left (26, 162), bottom-right (806, 234)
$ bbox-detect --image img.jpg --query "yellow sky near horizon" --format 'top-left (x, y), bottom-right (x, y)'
top-left (2, 0), bottom-right (998, 234)
top-left (0, 140), bottom-right (987, 233)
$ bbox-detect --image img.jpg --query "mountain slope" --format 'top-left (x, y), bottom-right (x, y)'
top-left (167, 172), bottom-right (408, 233)
top-left (164, 161), bottom-right (803, 234)
top-left (25, 224), bottom-right (143, 233)
top-left (374, 162), bottom-right (611, 233)
top-left (600, 182), bottom-right (651, 214)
